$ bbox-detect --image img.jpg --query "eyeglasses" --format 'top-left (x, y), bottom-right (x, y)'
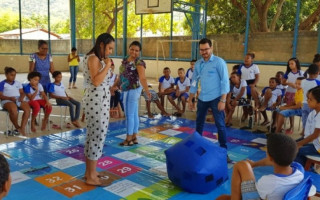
top-left (200, 48), bottom-right (211, 52)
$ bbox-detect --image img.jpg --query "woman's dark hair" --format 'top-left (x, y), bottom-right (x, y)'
top-left (285, 57), bottom-right (301, 74)
top-left (71, 47), bottom-right (77, 51)
top-left (52, 71), bottom-right (62, 78)
top-left (129, 41), bottom-right (141, 51)
top-left (313, 54), bottom-right (320, 63)
top-left (4, 66), bottom-right (16, 74)
top-left (27, 71), bottom-right (41, 81)
top-left (87, 33), bottom-right (115, 60)
top-left (38, 40), bottom-right (48, 48)
top-left (309, 86), bottom-right (320, 103)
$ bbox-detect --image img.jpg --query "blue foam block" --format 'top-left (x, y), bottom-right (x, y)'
top-left (165, 132), bottom-right (228, 194)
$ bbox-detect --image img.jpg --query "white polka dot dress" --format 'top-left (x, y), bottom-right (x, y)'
top-left (82, 55), bottom-right (111, 160)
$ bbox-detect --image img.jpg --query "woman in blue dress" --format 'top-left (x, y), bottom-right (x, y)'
top-left (29, 40), bottom-right (55, 93)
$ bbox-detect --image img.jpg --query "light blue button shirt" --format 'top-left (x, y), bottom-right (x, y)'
top-left (190, 54), bottom-right (229, 102)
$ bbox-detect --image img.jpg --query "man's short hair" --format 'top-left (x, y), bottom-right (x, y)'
top-left (178, 68), bottom-right (185, 72)
top-left (0, 154), bottom-right (10, 193)
top-left (267, 133), bottom-right (297, 166)
top-left (199, 38), bottom-right (212, 47)
top-left (163, 67), bottom-right (170, 71)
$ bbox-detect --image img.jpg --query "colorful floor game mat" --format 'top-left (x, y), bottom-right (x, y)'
top-left (1, 116), bottom-right (320, 199)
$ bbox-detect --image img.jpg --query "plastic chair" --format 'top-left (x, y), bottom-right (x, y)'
top-left (283, 176), bottom-right (313, 200)
top-left (0, 104), bottom-right (31, 137)
top-left (305, 155), bottom-right (320, 172)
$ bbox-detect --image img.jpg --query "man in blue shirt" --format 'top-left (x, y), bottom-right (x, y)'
top-left (188, 38), bottom-right (229, 150)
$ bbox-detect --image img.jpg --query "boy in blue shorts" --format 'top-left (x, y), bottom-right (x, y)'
top-left (275, 77), bottom-right (304, 133)
top-left (168, 68), bottom-right (190, 116)
top-left (217, 133), bottom-right (304, 200)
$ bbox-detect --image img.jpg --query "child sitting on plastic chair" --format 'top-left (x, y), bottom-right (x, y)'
top-left (217, 133), bottom-right (304, 200)
top-left (24, 72), bottom-right (52, 132)
top-left (48, 71), bottom-right (81, 128)
top-left (257, 77), bottom-right (282, 128)
top-left (142, 85), bottom-right (170, 118)
top-left (0, 67), bottom-right (30, 136)
top-left (168, 68), bottom-right (190, 116)
top-left (275, 77), bottom-right (304, 134)
top-left (225, 72), bottom-right (248, 127)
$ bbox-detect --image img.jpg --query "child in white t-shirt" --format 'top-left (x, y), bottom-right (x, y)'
top-left (168, 68), bottom-right (190, 116)
top-left (0, 67), bottom-right (30, 136)
top-left (258, 77), bottom-right (282, 127)
top-left (217, 133), bottom-right (304, 200)
top-left (237, 53), bottom-right (260, 120)
top-left (225, 72), bottom-right (247, 127)
top-left (48, 71), bottom-right (81, 128)
top-left (296, 86), bottom-right (320, 166)
top-left (24, 71), bottom-right (52, 132)
top-left (282, 58), bottom-right (304, 134)
top-left (158, 67), bottom-right (175, 108)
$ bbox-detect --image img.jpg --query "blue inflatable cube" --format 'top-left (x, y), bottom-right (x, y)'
top-left (164, 132), bottom-right (228, 194)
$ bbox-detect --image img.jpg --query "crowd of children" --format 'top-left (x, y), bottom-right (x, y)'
top-left (0, 67), bottom-right (81, 135)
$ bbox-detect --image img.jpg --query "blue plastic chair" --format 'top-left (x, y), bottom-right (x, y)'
top-left (283, 176), bottom-right (313, 200)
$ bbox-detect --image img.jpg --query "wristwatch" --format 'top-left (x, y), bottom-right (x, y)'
top-left (220, 99), bottom-right (226, 103)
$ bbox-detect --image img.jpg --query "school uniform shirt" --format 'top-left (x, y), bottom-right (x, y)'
top-left (301, 79), bottom-right (320, 103)
top-left (237, 64), bottom-right (260, 84)
top-left (231, 79), bottom-right (247, 98)
top-left (109, 73), bottom-right (117, 87)
top-left (47, 82), bottom-right (67, 97)
top-left (266, 88), bottom-right (282, 107)
top-left (159, 75), bottom-right (175, 90)
top-left (304, 110), bottom-right (320, 152)
top-left (186, 68), bottom-right (193, 81)
top-left (276, 84), bottom-right (287, 97)
top-left (23, 83), bottom-right (44, 101)
top-left (256, 162), bottom-right (304, 200)
top-left (175, 77), bottom-right (190, 92)
top-left (0, 80), bottom-right (22, 98)
top-left (283, 70), bottom-right (304, 93)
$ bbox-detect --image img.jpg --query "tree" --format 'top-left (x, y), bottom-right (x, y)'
top-left (0, 9), bottom-right (19, 33)
top-left (207, 0), bottom-right (320, 33)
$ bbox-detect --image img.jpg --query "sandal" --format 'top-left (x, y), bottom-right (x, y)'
top-left (260, 121), bottom-right (270, 126)
top-left (66, 123), bottom-right (72, 128)
top-left (132, 137), bottom-right (138, 145)
top-left (119, 140), bottom-right (133, 146)
top-left (285, 128), bottom-right (293, 135)
top-left (52, 124), bottom-right (61, 129)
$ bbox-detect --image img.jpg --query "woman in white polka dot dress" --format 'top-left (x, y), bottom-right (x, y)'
top-left (82, 33), bottom-right (115, 186)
